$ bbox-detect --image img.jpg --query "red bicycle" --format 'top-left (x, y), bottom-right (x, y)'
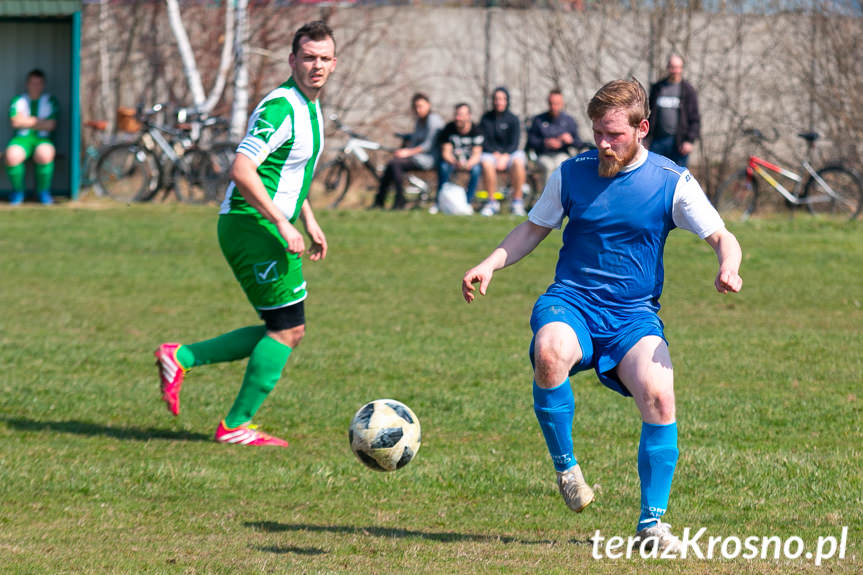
top-left (714, 129), bottom-right (862, 221)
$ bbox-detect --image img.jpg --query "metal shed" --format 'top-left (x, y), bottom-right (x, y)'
top-left (1, 0), bottom-right (82, 200)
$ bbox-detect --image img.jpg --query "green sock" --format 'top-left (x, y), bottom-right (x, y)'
top-left (177, 325), bottom-right (267, 369)
top-left (35, 161), bottom-right (53, 192)
top-left (224, 336), bottom-right (292, 428)
top-left (7, 162), bottom-right (25, 191)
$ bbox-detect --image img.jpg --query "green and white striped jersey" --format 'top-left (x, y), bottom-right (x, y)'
top-left (9, 93), bottom-right (58, 138)
top-left (220, 78), bottom-right (324, 223)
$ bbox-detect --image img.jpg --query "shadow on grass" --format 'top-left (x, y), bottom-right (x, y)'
top-left (246, 521), bottom-right (566, 546)
top-left (253, 545), bottom-right (326, 556)
top-left (1, 417), bottom-right (212, 442)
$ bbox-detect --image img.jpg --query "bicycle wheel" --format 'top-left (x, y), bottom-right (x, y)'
top-left (316, 159), bottom-right (351, 207)
top-left (714, 169), bottom-right (758, 222)
top-left (175, 144), bottom-right (236, 204)
top-left (203, 142), bottom-right (237, 202)
top-left (81, 149), bottom-right (104, 196)
top-left (173, 148), bottom-right (212, 204)
top-left (95, 143), bottom-right (161, 202)
top-left (801, 165), bottom-right (863, 220)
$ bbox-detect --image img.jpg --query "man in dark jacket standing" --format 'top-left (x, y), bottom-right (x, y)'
top-left (647, 54), bottom-right (700, 167)
top-left (479, 86), bottom-right (527, 216)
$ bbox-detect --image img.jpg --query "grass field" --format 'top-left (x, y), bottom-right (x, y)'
top-left (1, 202), bottom-right (861, 574)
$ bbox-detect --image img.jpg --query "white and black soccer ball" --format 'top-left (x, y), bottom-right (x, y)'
top-left (349, 399), bottom-right (421, 472)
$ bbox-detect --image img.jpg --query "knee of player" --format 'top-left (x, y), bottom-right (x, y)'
top-left (269, 324), bottom-right (305, 348)
top-left (642, 388), bottom-right (676, 422)
top-left (33, 145), bottom-right (55, 163)
top-left (5, 146), bottom-right (25, 165)
top-left (534, 342), bottom-right (577, 379)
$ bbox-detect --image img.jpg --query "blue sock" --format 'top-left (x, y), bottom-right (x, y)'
top-left (637, 421), bottom-right (679, 531)
top-left (533, 379), bottom-right (576, 472)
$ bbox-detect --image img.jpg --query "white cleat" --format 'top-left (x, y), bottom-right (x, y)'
top-left (556, 464), bottom-right (595, 513)
top-left (634, 520), bottom-right (682, 554)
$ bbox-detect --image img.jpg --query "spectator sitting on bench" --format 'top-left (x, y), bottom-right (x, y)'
top-left (527, 88), bottom-right (584, 191)
top-left (373, 92), bottom-right (444, 210)
top-left (479, 86), bottom-right (526, 217)
top-left (5, 69), bottom-right (58, 205)
top-left (437, 102), bottom-right (484, 206)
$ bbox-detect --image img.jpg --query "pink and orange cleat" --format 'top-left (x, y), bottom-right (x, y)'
top-left (154, 343), bottom-right (187, 416)
top-left (214, 421), bottom-right (289, 447)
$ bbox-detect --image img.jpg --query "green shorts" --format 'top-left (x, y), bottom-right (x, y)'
top-left (218, 214), bottom-right (306, 311)
top-left (7, 134), bottom-right (54, 158)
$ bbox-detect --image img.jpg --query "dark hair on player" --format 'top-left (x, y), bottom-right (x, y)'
top-left (291, 20), bottom-right (335, 56)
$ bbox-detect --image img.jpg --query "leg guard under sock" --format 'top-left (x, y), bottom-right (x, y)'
top-left (224, 336), bottom-right (292, 428)
top-left (533, 378), bottom-right (577, 472)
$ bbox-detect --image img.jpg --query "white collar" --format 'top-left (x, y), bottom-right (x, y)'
top-left (619, 145), bottom-right (648, 174)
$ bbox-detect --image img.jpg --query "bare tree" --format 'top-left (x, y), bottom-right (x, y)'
top-left (231, 0), bottom-right (250, 140)
top-left (164, 0), bottom-right (234, 114)
top-left (97, 0), bottom-right (115, 132)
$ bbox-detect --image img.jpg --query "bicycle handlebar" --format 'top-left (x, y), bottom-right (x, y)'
top-left (327, 113), bottom-right (370, 141)
top-left (137, 103), bottom-right (167, 119)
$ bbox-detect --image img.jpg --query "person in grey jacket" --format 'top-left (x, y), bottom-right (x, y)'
top-left (647, 54), bottom-right (700, 167)
top-left (374, 92), bottom-right (444, 210)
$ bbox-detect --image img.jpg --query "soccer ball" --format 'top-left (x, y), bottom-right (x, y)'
top-left (348, 399), bottom-right (421, 472)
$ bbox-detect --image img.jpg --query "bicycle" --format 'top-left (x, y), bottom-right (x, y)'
top-left (95, 104), bottom-right (237, 204)
top-left (315, 114), bottom-right (432, 209)
top-left (714, 129), bottom-right (862, 221)
top-left (80, 119), bottom-right (112, 196)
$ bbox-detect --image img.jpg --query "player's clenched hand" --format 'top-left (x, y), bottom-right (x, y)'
top-left (715, 268), bottom-right (742, 294)
top-left (277, 220), bottom-right (305, 255)
top-left (462, 264), bottom-right (493, 303)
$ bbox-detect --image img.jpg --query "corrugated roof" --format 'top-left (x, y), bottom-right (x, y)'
top-left (0, 1), bottom-right (82, 17)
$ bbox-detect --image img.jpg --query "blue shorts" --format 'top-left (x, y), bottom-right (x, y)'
top-left (528, 290), bottom-right (667, 397)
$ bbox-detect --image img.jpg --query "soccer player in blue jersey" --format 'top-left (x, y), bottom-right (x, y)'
top-left (462, 79), bottom-right (742, 552)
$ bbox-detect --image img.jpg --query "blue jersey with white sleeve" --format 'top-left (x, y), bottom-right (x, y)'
top-left (530, 148), bottom-right (722, 316)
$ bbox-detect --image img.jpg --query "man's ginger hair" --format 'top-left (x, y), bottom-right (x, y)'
top-left (587, 79), bottom-right (650, 127)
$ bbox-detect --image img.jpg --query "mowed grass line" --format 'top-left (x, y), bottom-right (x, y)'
top-left (0, 205), bottom-right (860, 574)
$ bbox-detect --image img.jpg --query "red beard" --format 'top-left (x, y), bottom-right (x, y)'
top-left (598, 143), bottom-right (639, 178)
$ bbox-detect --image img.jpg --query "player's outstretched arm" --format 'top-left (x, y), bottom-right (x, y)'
top-left (231, 154), bottom-right (305, 255)
top-left (462, 220), bottom-right (552, 303)
top-left (704, 227), bottom-right (743, 294)
top-left (299, 199), bottom-right (327, 261)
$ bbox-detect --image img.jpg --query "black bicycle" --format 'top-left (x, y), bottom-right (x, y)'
top-left (95, 104), bottom-right (238, 204)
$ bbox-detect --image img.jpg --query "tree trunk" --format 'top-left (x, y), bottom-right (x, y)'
top-left (231, 0), bottom-right (250, 141)
top-left (165, 0), bottom-right (206, 107)
top-left (200, 0), bottom-right (235, 114)
top-left (98, 0), bottom-right (115, 132)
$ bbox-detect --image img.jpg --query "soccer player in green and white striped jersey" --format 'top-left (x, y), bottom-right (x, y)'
top-left (5, 69), bottom-right (58, 205)
top-left (154, 21), bottom-right (337, 446)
